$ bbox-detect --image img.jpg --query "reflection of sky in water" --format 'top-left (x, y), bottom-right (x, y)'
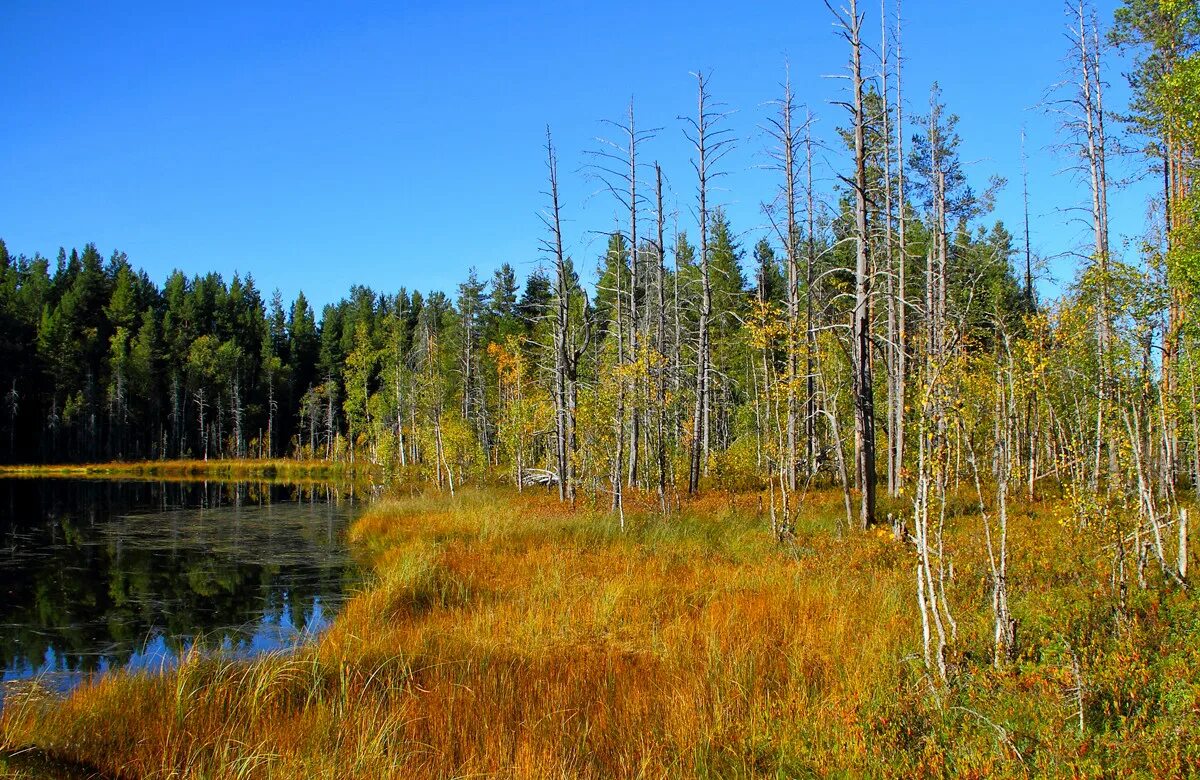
top-left (2, 593), bottom-right (334, 694)
top-left (0, 480), bottom-right (362, 695)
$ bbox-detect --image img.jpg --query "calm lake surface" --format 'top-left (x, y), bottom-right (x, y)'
top-left (0, 478), bottom-right (363, 692)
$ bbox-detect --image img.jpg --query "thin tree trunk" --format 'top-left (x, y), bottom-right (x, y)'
top-left (774, 70), bottom-right (800, 495)
top-left (805, 114), bottom-right (819, 478)
top-left (894, 0), bottom-right (908, 497)
top-left (844, 0), bottom-right (877, 528)
top-left (688, 73), bottom-right (716, 495)
top-left (626, 100), bottom-right (641, 491)
top-left (881, 0), bottom-right (898, 498)
top-left (544, 127), bottom-right (573, 503)
top-left (655, 163), bottom-right (669, 512)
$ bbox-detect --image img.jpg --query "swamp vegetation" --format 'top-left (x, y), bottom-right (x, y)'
top-left (0, 0), bottom-right (1197, 775)
top-left (1, 486), bottom-right (1198, 777)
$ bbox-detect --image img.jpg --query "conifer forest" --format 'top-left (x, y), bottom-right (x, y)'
top-left (1, 0), bottom-right (1199, 777)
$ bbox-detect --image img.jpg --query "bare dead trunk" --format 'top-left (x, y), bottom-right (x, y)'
top-left (687, 73), bottom-right (716, 495)
top-left (543, 127), bottom-right (573, 502)
top-left (846, 0), bottom-right (877, 528)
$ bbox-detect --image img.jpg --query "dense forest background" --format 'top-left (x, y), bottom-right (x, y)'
top-left (0, 0), bottom-right (1195, 565)
top-left (0, 199), bottom-right (1026, 468)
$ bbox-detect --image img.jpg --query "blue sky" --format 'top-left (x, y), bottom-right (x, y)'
top-left (0, 1), bottom-right (1153, 311)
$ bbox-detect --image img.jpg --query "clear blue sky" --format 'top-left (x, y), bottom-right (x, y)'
top-left (0, 0), bottom-right (1153, 312)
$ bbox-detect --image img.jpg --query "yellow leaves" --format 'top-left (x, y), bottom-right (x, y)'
top-left (609, 343), bottom-right (666, 384)
top-left (487, 336), bottom-right (526, 393)
top-left (710, 436), bottom-right (765, 492)
top-left (745, 299), bottom-right (786, 349)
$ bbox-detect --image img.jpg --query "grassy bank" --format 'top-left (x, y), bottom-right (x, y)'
top-left (1, 487), bottom-right (1198, 777)
top-left (0, 458), bottom-right (377, 485)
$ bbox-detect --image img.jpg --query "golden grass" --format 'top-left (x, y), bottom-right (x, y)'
top-left (2, 484), bottom-right (1195, 778)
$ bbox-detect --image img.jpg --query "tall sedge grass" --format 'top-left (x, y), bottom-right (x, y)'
top-left (3, 486), bottom-right (1198, 777)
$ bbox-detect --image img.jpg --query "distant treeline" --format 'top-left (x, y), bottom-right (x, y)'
top-left (0, 199), bottom-right (1027, 473)
top-left (0, 239), bottom-right (545, 464)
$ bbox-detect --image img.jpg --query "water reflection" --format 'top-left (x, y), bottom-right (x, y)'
top-left (0, 479), bottom-right (360, 692)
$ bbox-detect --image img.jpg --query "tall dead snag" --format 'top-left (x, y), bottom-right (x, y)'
top-left (626, 104), bottom-right (639, 500)
top-left (1053, 0), bottom-right (1113, 489)
top-left (1078, 0), bottom-right (1116, 489)
top-left (1021, 128), bottom-right (1039, 501)
top-left (892, 0), bottom-right (908, 500)
top-left (881, 0), bottom-right (908, 498)
top-left (589, 99), bottom-right (658, 524)
top-left (654, 162), bottom-right (670, 512)
top-left (683, 72), bottom-right (733, 494)
top-left (541, 127), bottom-right (575, 503)
top-left (1021, 130), bottom-right (1035, 308)
top-left (926, 86), bottom-right (949, 390)
top-left (881, 0), bottom-right (896, 498)
top-left (613, 229), bottom-right (625, 524)
top-left (804, 112), bottom-right (819, 478)
top-left (764, 66), bottom-right (803, 504)
top-left (829, 0), bottom-right (878, 528)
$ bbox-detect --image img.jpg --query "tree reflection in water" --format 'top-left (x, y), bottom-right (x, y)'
top-left (0, 479), bottom-right (360, 692)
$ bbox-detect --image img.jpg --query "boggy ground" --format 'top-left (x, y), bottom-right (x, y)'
top-left (2, 486), bottom-right (1198, 778)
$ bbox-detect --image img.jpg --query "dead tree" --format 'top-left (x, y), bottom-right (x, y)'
top-left (541, 127), bottom-right (575, 503)
top-left (1078, 0), bottom-right (1116, 489)
top-left (880, 0), bottom-right (895, 497)
top-left (892, 0), bottom-right (909, 501)
top-left (654, 162), bottom-right (670, 512)
top-left (880, 0), bottom-right (902, 498)
top-left (804, 112), bottom-right (820, 478)
top-left (828, 0), bottom-right (878, 528)
top-left (1050, 0), bottom-right (1113, 489)
top-left (764, 66), bottom-right (804, 498)
top-left (683, 72), bottom-right (734, 494)
top-left (1022, 128), bottom-right (1038, 501)
top-left (588, 99), bottom-right (658, 521)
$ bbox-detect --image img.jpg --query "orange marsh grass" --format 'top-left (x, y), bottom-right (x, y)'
top-left (0, 487), bottom-right (950, 778)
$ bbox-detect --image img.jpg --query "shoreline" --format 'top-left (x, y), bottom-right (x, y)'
top-left (0, 459), bottom-right (379, 484)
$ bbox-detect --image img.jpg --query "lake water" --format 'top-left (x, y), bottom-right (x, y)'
top-left (0, 478), bottom-right (362, 693)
